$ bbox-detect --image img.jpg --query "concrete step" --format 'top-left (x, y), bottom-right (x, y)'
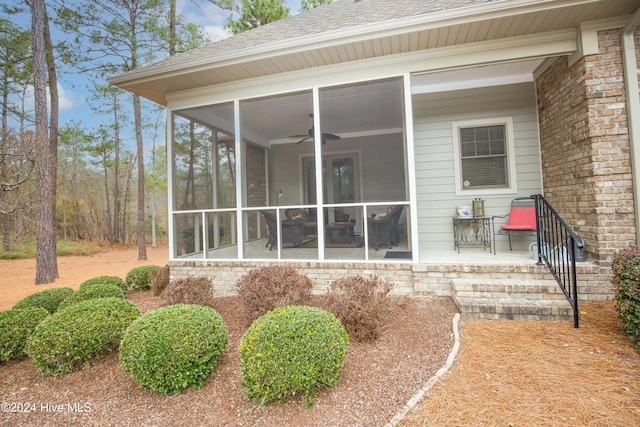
top-left (451, 278), bottom-right (575, 321)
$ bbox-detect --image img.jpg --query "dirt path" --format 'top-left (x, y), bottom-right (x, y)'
top-left (0, 244), bottom-right (168, 311)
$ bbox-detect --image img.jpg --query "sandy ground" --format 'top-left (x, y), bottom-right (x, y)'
top-left (0, 244), bottom-right (168, 311)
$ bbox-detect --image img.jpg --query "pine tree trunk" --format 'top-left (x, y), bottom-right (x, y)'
top-left (33, 0), bottom-right (58, 284)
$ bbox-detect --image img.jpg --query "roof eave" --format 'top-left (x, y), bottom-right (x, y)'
top-left (108, 0), bottom-right (609, 100)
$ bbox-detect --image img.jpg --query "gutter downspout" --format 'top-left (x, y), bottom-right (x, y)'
top-left (622, 8), bottom-right (640, 246)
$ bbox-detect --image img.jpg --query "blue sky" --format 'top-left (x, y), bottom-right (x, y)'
top-left (4, 0), bottom-right (302, 151)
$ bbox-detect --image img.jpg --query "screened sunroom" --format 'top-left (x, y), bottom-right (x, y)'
top-left (170, 77), bottom-right (414, 262)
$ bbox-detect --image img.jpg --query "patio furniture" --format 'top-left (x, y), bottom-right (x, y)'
top-left (367, 205), bottom-right (404, 250)
top-left (326, 222), bottom-right (355, 243)
top-left (261, 210), bottom-right (304, 250)
top-left (452, 216), bottom-right (492, 253)
top-left (285, 208), bottom-right (318, 237)
top-left (491, 197), bottom-right (537, 253)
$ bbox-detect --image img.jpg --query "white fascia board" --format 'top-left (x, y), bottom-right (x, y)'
top-left (166, 28), bottom-right (577, 111)
top-left (110, 0), bottom-right (599, 88)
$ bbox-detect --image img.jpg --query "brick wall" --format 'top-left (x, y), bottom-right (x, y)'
top-left (536, 29), bottom-right (636, 265)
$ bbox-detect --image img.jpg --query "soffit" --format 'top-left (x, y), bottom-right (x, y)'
top-left (110, 0), bottom-right (639, 105)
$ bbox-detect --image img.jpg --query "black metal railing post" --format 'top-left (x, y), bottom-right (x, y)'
top-left (532, 194), bottom-right (582, 328)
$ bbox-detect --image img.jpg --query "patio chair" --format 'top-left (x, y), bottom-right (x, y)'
top-left (285, 208), bottom-right (317, 238)
top-left (261, 210), bottom-right (304, 250)
top-left (491, 197), bottom-right (537, 252)
top-left (367, 205), bottom-right (404, 250)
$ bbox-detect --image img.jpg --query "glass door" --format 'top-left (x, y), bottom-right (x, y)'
top-left (304, 154), bottom-right (360, 226)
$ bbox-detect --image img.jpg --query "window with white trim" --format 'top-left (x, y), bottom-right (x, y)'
top-left (452, 117), bottom-right (516, 195)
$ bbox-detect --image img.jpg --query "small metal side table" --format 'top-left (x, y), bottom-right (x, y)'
top-left (452, 216), bottom-right (492, 253)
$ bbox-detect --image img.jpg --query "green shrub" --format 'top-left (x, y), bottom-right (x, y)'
top-left (0, 308), bottom-right (50, 362)
top-left (58, 283), bottom-right (125, 310)
top-left (612, 246), bottom-right (640, 352)
top-left (125, 265), bottom-right (158, 291)
top-left (12, 287), bottom-right (74, 314)
top-left (236, 266), bottom-right (313, 321)
top-left (120, 304), bottom-right (228, 395)
top-left (150, 265), bottom-right (170, 296)
top-left (80, 276), bottom-right (127, 292)
top-left (324, 275), bottom-right (399, 342)
top-left (239, 305), bottom-right (349, 405)
top-left (26, 297), bottom-right (140, 376)
top-left (162, 276), bottom-right (214, 305)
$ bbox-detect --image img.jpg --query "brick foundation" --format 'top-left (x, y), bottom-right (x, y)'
top-left (169, 259), bottom-right (613, 301)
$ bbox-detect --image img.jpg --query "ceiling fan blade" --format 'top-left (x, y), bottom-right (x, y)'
top-left (322, 132), bottom-right (341, 140)
top-left (296, 136), bottom-right (312, 144)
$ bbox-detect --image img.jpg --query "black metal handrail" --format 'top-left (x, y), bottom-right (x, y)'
top-left (532, 194), bottom-right (584, 328)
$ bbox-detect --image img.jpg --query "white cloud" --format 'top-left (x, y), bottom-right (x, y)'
top-left (177, 0), bottom-right (232, 42)
top-left (57, 83), bottom-right (83, 111)
top-left (22, 82), bottom-right (83, 114)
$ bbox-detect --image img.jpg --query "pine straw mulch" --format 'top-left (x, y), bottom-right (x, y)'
top-left (402, 300), bottom-right (640, 427)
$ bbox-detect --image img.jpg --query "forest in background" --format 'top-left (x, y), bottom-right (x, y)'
top-left (0, 1), bottom-right (331, 267)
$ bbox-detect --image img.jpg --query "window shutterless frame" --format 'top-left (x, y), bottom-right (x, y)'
top-left (452, 117), bottom-right (517, 196)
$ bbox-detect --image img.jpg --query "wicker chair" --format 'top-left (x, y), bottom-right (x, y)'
top-left (367, 205), bottom-right (404, 250)
top-left (284, 208), bottom-right (317, 238)
top-left (261, 210), bottom-right (304, 250)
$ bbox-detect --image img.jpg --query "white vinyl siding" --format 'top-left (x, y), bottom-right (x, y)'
top-left (412, 82), bottom-right (542, 253)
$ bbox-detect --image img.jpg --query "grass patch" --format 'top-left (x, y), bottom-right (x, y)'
top-left (0, 241), bottom-right (101, 260)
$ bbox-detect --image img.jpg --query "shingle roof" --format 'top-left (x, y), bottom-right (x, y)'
top-left (110, 0), bottom-right (639, 105)
top-left (154, 0), bottom-right (497, 68)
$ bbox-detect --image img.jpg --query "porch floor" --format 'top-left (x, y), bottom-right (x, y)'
top-left (178, 236), bottom-right (539, 265)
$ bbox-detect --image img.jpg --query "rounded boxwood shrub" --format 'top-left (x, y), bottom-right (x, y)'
top-left (58, 283), bottom-right (125, 310)
top-left (239, 305), bottom-right (349, 405)
top-left (125, 265), bottom-right (158, 291)
top-left (12, 287), bottom-right (74, 314)
top-left (80, 276), bottom-right (127, 292)
top-left (26, 297), bottom-right (140, 376)
top-left (120, 304), bottom-right (228, 395)
top-left (0, 308), bottom-right (50, 362)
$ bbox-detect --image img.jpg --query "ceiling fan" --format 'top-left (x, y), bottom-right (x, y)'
top-left (290, 114), bottom-right (341, 145)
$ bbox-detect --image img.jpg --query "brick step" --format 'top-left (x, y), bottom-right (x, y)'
top-left (451, 278), bottom-right (567, 300)
top-left (453, 296), bottom-right (574, 321)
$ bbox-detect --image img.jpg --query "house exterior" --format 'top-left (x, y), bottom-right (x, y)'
top-left (111, 0), bottom-right (640, 302)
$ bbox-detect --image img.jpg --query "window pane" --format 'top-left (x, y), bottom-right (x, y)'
top-left (458, 123), bottom-right (507, 189)
top-left (489, 125), bottom-right (504, 141)
top-left (490, 140), bottom-right (505, 155)
top-left (460, 128), bottom-right (475, 143)
top-left (475, 127), bottom-right (489, 142)
top-left (461, 142), bottom-right (476, 157)
top-left (476, 141), bottom-right (490, 156)
top-left (462, 157), bottom-right (507, 187)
